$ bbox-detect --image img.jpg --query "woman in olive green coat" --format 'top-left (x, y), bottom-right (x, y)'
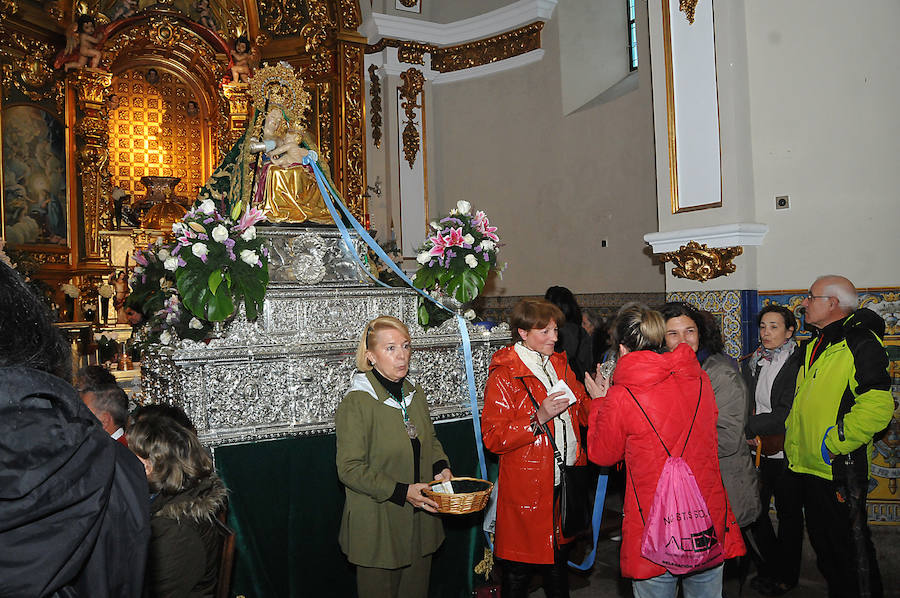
top-left (336, 316), bottom-right (452, 598)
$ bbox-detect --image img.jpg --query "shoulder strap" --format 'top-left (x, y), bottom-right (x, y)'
top-left (517, 377), bottom-right (565, 467)
top-left (622, 376), bottom-right (703, 458)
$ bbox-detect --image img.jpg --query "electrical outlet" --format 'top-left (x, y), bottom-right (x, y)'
top-left (601, 239), bottom-right (608, 248)
top-left (775, 195), bottom-right (790, 210)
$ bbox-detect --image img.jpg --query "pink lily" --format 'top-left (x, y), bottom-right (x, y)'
top-left (473, 212), bottom-right (499, 242)
top-left (235, 205), bottom-right (267, 231)
top-left (428, 232), bottom-right (450, 257)
top-left (445, 227), bottom-right (465, 247)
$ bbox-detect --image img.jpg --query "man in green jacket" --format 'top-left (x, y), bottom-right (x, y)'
top-left (786, 275), bottom-right (894, 598)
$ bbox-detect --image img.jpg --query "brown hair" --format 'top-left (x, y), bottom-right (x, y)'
top-left (355, 315), bottom-right (412, 371)
top-left (129, 415), bottom-right (212, 495)
top-left (509, 299), bottom-right (564, 343)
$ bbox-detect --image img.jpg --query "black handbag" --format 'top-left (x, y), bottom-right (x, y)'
top-left (525, 389), bottom-right (590, 538)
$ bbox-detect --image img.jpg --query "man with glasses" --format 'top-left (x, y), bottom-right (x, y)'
top-left (785, 275), bottom-right (893, 598)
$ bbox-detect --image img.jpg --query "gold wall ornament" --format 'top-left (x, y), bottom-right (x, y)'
top-left (398, 0), bottom-right (418, 7)
top-left (302, 0), bottom-right (333, 53)
top-left (258, 0), bottom-right (314, 37)
top-left (339, 42), bottom-right (366, 218)
top-left (338, 0), bottom-right (361, 31)
top-left (366, 38), bottom-right (436, 65)
top-left (368, 64), bottom-right (382, 149)
top-left (679, 0), bottom-right (698, 25)
top-left (659, 241), bottom-right (743, 282)
top-left (316, 81), bottom-right (334, 169)
top-left (431, 22), bottom-right (543, 73)
top-left (398, 67), bottom-right (424, 169)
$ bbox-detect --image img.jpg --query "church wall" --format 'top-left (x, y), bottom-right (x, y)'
top-left (744, 0), bottom-right (899, 290)
top-left (427, 6), bottom-right (663, 297)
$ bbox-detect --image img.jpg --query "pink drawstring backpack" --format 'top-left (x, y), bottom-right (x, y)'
top-left (625, 381), bottom-right (724, 575)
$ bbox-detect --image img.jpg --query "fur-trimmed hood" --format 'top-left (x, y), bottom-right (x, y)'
top-left (152, 474), bottom-right (227, 524)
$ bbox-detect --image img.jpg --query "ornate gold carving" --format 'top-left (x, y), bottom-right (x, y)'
top-left (366, 38), bottom-right (436, 66)
top-left (338, 0), bottom-right (361, 30)
top-left (341, 43), bottom-right (365, 218)
top-left (659, 241), bottom-right (743, 282)
top-left (679, 0), bottom-right (699, 25)
top-left (308, 49), bottom-right (335, 76)
top-left (302, 0), bottom-right (333, 52)
top-left (259, 0), bottom-right (318, 37)
top-left (398, 0), bottom-right (418, 7)
top-left (398, 68), bottom-right (424, 169)
top-left (0, 30), bottom-right (62, 103)
top-left (316, 81), bottom-right (334, 170)
top-left (398, 46), bottom-right (427, 65)
top-left (222, 81), bottom-right (252, 146)
top-left (71, 69), bottom-right (114, 262)
top-left (431, 22), bottom-right (543, 73)
top-left (368, 65), bottom-right (382, 149)
top-left (27, 251), bottom-right (70, 265)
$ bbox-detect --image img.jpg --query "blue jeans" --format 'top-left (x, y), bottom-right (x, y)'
top-left (631, 564), bottom-right (723, 598)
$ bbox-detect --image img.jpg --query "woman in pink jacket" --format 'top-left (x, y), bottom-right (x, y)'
top-left (587, 304), bottom-right (745, 598)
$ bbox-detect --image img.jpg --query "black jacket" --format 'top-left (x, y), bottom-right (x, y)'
top-left (146, 476), bottom-right (228, 598)
top-left (0, 366), bottom-right (150, 598)
top-left (741, 344), bottom-right (802, 439)
top-left (556, 321), bottom-right (593, 382)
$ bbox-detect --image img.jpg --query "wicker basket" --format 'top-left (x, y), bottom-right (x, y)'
top-left (423, 477), bottom-right (493, 515)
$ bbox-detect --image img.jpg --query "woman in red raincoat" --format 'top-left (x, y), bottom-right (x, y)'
top-left (482, 299), bottom-right (592, 598)
top-left (587, 304), bottom-right (745, 597)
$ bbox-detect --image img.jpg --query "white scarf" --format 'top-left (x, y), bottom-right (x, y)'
top-left (514, 343), bottom-right (577, 485)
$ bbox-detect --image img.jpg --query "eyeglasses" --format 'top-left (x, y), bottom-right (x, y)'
top-left (805, 293), bottom-right (833, 301)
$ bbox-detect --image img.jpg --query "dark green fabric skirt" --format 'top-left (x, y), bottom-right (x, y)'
top-left (215, 419), bottom-right (488, 597)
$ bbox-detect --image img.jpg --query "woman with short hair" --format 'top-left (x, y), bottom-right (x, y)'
top-left (130, 415), bottom-right (228, 598)
top-left (588, 304), bottom-right (745, 596)
top-left (482, 298), bottom-right (593, 598)
top-left (742, 304), bottom-right (804, 596)
top-left (336, 316), bottom-right (452, 598)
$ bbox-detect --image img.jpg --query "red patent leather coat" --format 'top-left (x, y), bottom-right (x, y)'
top-left (587, 344), bottom-right (746, 579)
top-left (481, 345), bottom-right (590, 564)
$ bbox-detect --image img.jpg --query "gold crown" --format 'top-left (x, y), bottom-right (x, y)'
top-left (249, 61), bottom-right (310, 126)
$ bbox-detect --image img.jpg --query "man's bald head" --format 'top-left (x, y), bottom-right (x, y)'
top-left (814, 275), bottom-right (858, 312)
top-left (802, 275), bottom-right (858, 329)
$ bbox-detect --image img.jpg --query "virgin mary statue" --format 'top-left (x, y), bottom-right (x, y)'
top-left (196, 62), bottom-right (334, 224)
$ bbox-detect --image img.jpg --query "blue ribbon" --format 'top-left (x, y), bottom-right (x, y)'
top-left (568, 473), bottom-right (608, 570)
top-left (300, 155), bottom-right (611, 568)
top-left (300, 155), bottom-right (489, 489)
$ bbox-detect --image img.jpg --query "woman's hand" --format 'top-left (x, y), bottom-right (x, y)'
top-left (406, 482), bottom-right (440, 512)
top-left (584, 369), bottom-right (610, 399)
top-left (747, 437), bottom-right (759, 447)
top-left (434, 468), bottom-right (452, 483)
top-left (536, 390), bottom-right (569, 424)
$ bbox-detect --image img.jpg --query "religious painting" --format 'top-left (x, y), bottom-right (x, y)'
top-left (1, 104), bottom-right (68, 246)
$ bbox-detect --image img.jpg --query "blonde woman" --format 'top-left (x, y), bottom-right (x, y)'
top-left (336, 316), bottom-right (452, 598)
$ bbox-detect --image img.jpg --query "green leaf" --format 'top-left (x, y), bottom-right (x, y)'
top-left (208, 269), bottom-right (224, 296)
top-left (206, 284), bottom-right (235, 321)
top-left (413, 266), bottom-right (436, 291)
top-left (445, 268), bottom-right (486, 303)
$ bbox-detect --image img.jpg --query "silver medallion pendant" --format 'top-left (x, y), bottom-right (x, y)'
top-left (406, 421), bottom-right (418, 439)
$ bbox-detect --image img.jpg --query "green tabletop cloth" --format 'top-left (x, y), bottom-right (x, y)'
top-left (215, 419), bottom-right (490, 598)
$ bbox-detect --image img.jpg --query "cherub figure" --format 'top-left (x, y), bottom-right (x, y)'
top-left (230, 36), bottom-right (257, 84)
top-left (195, 0), bottom-right (216, 30)
top-left (63, 15), bottom-right (103, 71)
top-left (108, 0), bottom-right (138, 21)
